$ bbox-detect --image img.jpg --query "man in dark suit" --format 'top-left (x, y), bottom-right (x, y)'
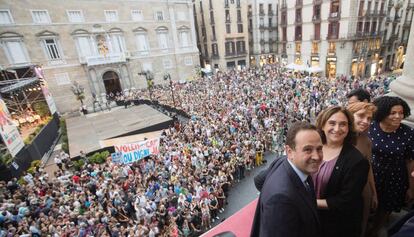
top-left (251, 122), bottom-right (323, 237)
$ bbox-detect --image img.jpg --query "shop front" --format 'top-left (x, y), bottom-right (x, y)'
top-left (311, 56), bottom-right (320, 67)
top-left (326, 56), bottom-right (337, 78)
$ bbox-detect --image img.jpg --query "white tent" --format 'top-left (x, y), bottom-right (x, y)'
top-left (285, 63), bottom-right (296, 70)
top-left (306, 66), bottom-right (323, 73)
top-left (284, 63), bottom-right (308, 71)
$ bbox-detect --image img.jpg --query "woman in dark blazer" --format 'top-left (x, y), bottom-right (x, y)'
top-left (313, 106), bottom-right (369, 237)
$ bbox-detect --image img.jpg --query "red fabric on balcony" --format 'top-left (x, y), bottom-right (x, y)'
top-left (201, 199), bottom-right (258, 237)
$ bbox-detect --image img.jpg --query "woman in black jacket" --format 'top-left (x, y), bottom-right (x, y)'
top-left (313, 106), bottom-right (369, 237)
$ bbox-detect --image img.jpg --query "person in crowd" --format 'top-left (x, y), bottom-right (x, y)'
top-left (314, 106), bottom-right (369, 237)
top-left (251, 122), bottom-right (323, 237)
top-left (347, 102), bottom-right (378, 237)
top-left (347, 88), bottom-right (371, 104)
top-left (368, 96), bottom-right (414, 237)
top-left (0, 65), bottom-right (390, 236)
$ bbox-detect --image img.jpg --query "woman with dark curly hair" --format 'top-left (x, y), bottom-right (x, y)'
top-left (313, 106), bottom-right (369, 237)
top-left (368, 96), bottom-right (414, 237)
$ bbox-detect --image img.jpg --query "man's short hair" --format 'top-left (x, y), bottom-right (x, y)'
top-left (285, 122), bottom-right (318, 149)
top-left (346, 88), bottom-right (371, 102)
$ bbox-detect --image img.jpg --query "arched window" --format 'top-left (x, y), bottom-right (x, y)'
top-left (177, 26), bottom-right (191, 47)
top-left (156, 26), bottom-right (169, 49)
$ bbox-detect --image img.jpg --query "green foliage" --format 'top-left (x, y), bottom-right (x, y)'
top-left (33, 102), bottom-right (50, 117)
top-left (87, 151), bottom-right (109, 164)
top-left (27, 159), bottom-right (41, 174)
top-left (72, 159), bottom-right (85, 171)
top-left (61, 142), bottom-right (69, 153)
top-left (0, 153), bottom-right (13, 166)
top-left (17, 177), bottom-right (26, 185)
top-left (59, 118), bottom-right (69, 155)
top-left (31, 160), bottom-right (41, 168)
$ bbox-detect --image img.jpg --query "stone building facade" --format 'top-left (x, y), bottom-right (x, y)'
top-left (247, 0), bottom-right (279, 67)
top-left (278, 0), bottom-right (385, 78)
top-left (381, 0), bottom-right (414, 72)
top-left (193, 0), bottom-right (249, 71)
top-left (0, 0), bottom-right (199, 113)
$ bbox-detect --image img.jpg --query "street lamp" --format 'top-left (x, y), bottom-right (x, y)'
top-left (71, 81), bottom-right (85, 106)
top-left (163, 73), bottom-right (176, 107)
top-left (138, 70), bottom-right (154, 101)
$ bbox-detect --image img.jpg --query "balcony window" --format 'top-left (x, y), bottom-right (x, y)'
top-left (157, 33), bottom-right (168, 49)
top-left (178, 30), bottom-right (191, 47)
top-left (42, 38), bottom-right (63, 60)
top-left (226, 10), bottom-right (230, 22)
top-left (0, 10), bottom-right (14, 25)
top-left (225, 41), bottom-right (235, 55)
top-left (212, 43), bottom-right (218, 56)
top-left (236, 41), bottom-right (245, 54)
top-left (31, 10), bottom-right (51, 24)
top-left (313, 5), bottom-right (321, 20)
top-left (1, 39), bottom-right (30, 64)
top-left (238, 24), bottom-right (243, 33)
top-left (155, 11), bottom-right (164, 21)
top-left (226, 24), bottom-right (231, 34)
top-left (131, 10), bottom-right (143, 21)
top-left (330, 1), bottom-right (340, 16)
top-left (76, 36), bottom-right (94, 58)
top-left (105, 10), bottom-right (118, 22)
top-left (136, 33), bottom-right (150, 52)
top-left (237, 10), bottom-right (242, 22)
top-left (295, 26), bottom-right (302, 41)
top-left (67, 10), bottom-right (84, 23)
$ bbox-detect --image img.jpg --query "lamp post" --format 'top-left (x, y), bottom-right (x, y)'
top-left (71, 81), bottom-right (85, 106)
top-left (163, 73), bottom-right (176, 107)
top-left (138, 71), bottom-right (154, 101)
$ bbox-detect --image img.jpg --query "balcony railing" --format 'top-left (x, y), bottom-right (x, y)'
top-left (394, 16), bottom-right (401, 22)
top-left (313, 0), bottom-right (322, 4)
top-left (328, 12), bottom-right (341, 21)
top-left (281, 20), bottom-right (287, 27)
top-left (296, 0), bottom-right (303, 8)
top-left (310, 34), bottom-right (321, 41)
top-left (295, 35), bottom-right (302, 41)
top-left (281, 4), bottom-right (287, 11)
top-left (295, 17), bottom-right (302, 24)
top-left (248, 11), bottom-right (252, 17)
top-left (211, 54), bottom-right (219, 59)
top-left (269, 26), bottom-right (277, 31)
top-left (81, 52), bottom-right (127, 66)
top-left (385, 16), bottom-right (392, 23)
top-left (259, 9), bottom-right (265, 16)
top-left (268, 10), bottom-right (274, 16)
top-left (403, 20), bottom-right (412, 28)
top-left (326, 34), bottom-right (339, 40)
top-left (312, 15), bottom-right (321, 23)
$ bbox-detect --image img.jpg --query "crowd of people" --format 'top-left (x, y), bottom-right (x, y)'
top-left (0, 65), bottom-right (400, 237)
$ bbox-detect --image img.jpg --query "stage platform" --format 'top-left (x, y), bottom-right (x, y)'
top-left (66, 105), bottom-right (173, 157)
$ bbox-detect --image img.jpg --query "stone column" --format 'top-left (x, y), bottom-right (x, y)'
top-left (389, 20), bottom-right (414, 124)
